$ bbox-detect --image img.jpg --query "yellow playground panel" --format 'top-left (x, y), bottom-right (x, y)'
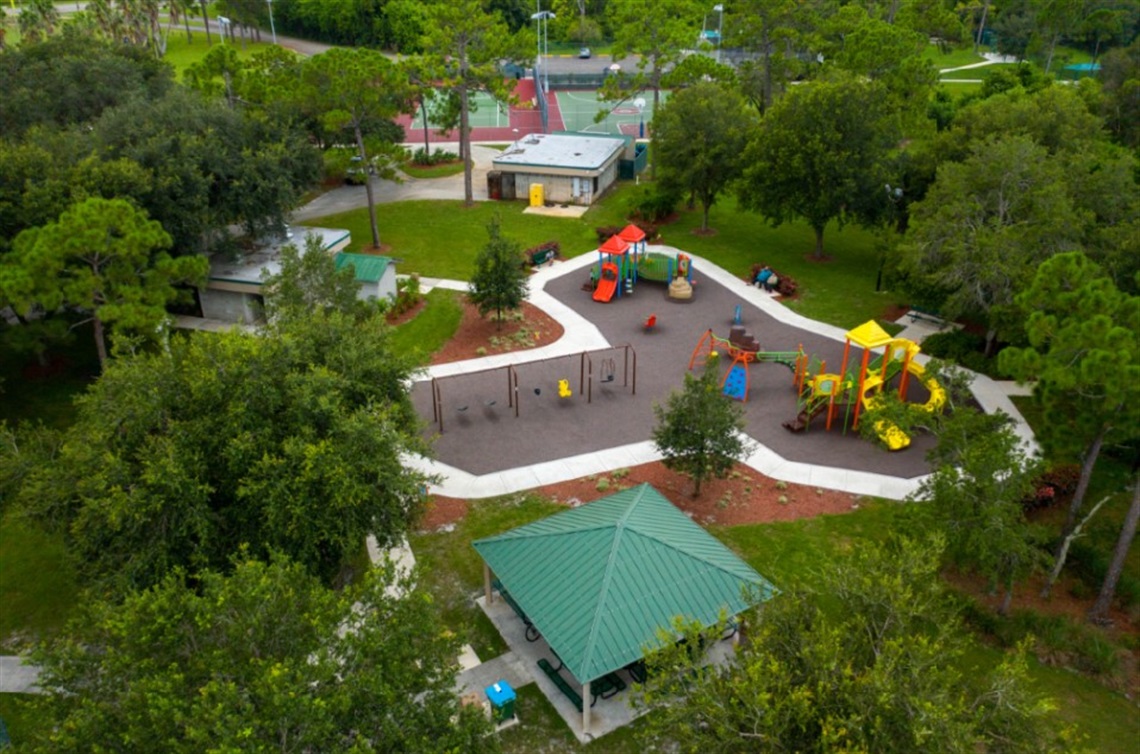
top-left (786, 320), bottom-right (946, 451)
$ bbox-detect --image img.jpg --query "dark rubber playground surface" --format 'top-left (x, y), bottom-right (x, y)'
top-left (411, 264), bottom-right (935, 479)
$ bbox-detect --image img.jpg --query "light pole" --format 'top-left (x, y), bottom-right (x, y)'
top-left (877, 183), bottom-right (903, 292)
top-left (530, 9), bottom-right (555, 93)
top-left (713, 4), bottom-right (724, 63)
top-left (265, 0), bottom-right (277, 44)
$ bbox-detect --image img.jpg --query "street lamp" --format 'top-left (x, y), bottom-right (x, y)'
top-left (877, 183), bottom-right (904, 292)
top-left (265, 0), bottom-right (277, 44)
top-left (713, 4), bottom-right (724, 63)
top-left (530, 9), bottom-right (555, 93)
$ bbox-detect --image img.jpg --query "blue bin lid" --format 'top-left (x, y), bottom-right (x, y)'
top-left (485, 680), bottom-right (516, 705)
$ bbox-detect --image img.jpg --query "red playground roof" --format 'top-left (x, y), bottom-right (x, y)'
top-left (598, 235), bottom-right (630, 255)
top-left (617, 224), bottom-right (646, 243)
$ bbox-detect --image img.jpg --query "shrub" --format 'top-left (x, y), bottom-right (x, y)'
top-left (410, 147), bottom-right (459, 166)
top-left (594, 221), bottom-right (659, 244)
top-left (391, 274), bottom-right (423, 317)
top-left (919, 329), bottom-right (1004, 378)
top-left (629, 185), bottom-right (680, 223)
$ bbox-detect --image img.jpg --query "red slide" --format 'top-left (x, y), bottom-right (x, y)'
top-left (593, 262), bottom-right (620, 302)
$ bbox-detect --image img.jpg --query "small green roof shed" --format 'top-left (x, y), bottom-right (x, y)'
top-left (473, 483), bottom-right (777, 730)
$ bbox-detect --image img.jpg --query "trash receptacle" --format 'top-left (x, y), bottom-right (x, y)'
top-left (485, 680), bottom-right (516, 723)
top-left (529, 183), bottom-right (544, 207)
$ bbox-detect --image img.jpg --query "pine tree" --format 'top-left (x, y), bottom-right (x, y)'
top-left (467, 217), bottom-right (528, 328)
top-left (652, 356), bottom-right (751, 496)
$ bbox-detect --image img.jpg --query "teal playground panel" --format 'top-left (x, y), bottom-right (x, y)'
top-left (554, 90), bottom-right (670, 136)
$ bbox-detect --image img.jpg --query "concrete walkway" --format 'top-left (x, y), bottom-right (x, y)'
top-left (404, 249), bottom-right (1038, 502)
top-left (0, 656), bottom-right (41, 694)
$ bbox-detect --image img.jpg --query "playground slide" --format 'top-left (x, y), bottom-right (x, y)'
top-left (861, 365), bottom-right (946, 450)
top-left (861, 375), bottom-right (910, 451)
top-left (593, 262), bottom-right (619, 302)
top-left (906, 362), bottom-right (947, 412)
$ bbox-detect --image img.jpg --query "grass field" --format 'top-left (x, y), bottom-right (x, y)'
top-left (302, 184), bottom-right (907, 330)
top-left (924, 43), bottom-right (987, 69)
top-left (162, 31), bottom-right (278, 77)
top-left (0, 512), bottom-right (79, 649)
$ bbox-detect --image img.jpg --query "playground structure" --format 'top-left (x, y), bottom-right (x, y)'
top-left (688, 328), bottom-right (804, 403)
top-left (784, 320), bottom-right (946, 450)
top-left (429, 345), bottom-right (638, 433)
top-left (591, 226), bottom-right (694, 302)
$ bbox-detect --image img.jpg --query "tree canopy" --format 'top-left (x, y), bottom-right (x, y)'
top-left (422, 0), bottom-right (527, 204)
top-left (738, 74), bottom-right (900, 259)
top-left (27, 556), bottom-right (498, 753)
top-left (636, 535), bottom-right (1081, 753)
top-left (899, 135), bottom-right (1083, 353)
top-left (5, 309), bottom-right (429, 592)
top-left (468, 217), bottom-right (529, 326)
top-left (999, 252), bottom-right (1140, 547)
top-left (652, 357), bottom-right (751, 496)
top-left (652, 82), bottom-right (754, 231)
top-left (0, 197), bottom-right (207, 364)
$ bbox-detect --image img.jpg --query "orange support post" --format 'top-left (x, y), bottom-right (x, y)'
top-left (852, 348), bottom-right (871, 429)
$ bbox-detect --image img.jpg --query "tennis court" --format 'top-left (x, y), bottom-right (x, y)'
top-left (396, 79), bottom-right (668, 142)
top-left (554, 89), bottom-right (669, 136)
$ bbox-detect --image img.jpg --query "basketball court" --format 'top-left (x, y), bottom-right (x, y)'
top-left (397, 78), bottom-right (664, 142)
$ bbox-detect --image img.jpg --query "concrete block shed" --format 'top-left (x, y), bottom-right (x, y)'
top-left (199, 227), bottom-right (351, 324)
top-left (334, 252), bottom-right (397, 302)
top-left (491, 133), bottom-right (629, 206)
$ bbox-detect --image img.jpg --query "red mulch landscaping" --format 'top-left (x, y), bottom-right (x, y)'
top-left (418, 460), bottom-right (861, 531)
top-left (428, 298), bottom-right (564, 365)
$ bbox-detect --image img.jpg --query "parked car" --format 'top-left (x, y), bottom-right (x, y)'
top-left (345, 156), bottom-right (368, 185)
top-left (578, 47), bottom-right (591, 58)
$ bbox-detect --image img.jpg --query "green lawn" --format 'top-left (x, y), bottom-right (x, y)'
top-left (303, 185), bottom-right (907, 330)
top-left (924, 43), bottom-right (987, 70)
top-left (0, 695), bottom-right (43, 749)
top-left (0, 512), bottom-right (79, 649)
top-left (162, 31), bottom-right (280, 77)
top-left (388, 288), bottom-right (464, 366)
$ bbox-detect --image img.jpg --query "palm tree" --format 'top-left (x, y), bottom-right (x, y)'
top-left (18, 0), bottom-right (61, 44)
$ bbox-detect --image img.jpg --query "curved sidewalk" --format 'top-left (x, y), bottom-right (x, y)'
top-left (407, 250), bottom-right (1037, 502)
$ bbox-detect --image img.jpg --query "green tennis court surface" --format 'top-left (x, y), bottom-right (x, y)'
top-left (554, 90), bottom-right (669, 135)
top-left (419, 90), bottom-right (524, 129)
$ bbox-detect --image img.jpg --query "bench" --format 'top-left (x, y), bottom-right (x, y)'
top-left (907, 307), bottom-right (946, 326)
top-left (538, 658), bottom-right (596, 712)
top-left (493, 580), bottom-right (540, 642)
top-left (594, 671), bottom-right (627, 700)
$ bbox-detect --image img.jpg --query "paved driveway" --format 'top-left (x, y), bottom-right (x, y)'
top-left (291, 143), bottom-right (499, 222)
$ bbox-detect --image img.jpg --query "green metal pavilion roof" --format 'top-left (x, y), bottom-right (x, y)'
top-left (334, 252), bottom-right (390, 283)
top-left (472, 483), bottom-right (778, 684)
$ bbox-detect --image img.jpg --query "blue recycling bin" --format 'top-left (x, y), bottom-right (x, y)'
top-left (485, 680), bottom-right (516, 723)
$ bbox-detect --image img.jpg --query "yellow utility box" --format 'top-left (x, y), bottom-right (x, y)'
top-left (529, 183), bottom-right (544, 207)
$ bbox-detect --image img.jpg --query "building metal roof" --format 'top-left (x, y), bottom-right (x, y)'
top-left (207, 227), bottom-right (350, 286)
top-left (492, 133), bottom-right (626, 172)
top-left (334, 252), bottom-right (391, 283)
top-left (472, 484), bottom-right (777, 684)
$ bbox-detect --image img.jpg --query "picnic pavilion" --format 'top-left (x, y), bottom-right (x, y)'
top-left (473, 483), bottom-right (778, 738)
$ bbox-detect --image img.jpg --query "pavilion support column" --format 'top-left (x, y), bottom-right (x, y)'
top-left (484, 564), bottom-right (493, 603)
top-left (582, 682), bottom-right (591, 733)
